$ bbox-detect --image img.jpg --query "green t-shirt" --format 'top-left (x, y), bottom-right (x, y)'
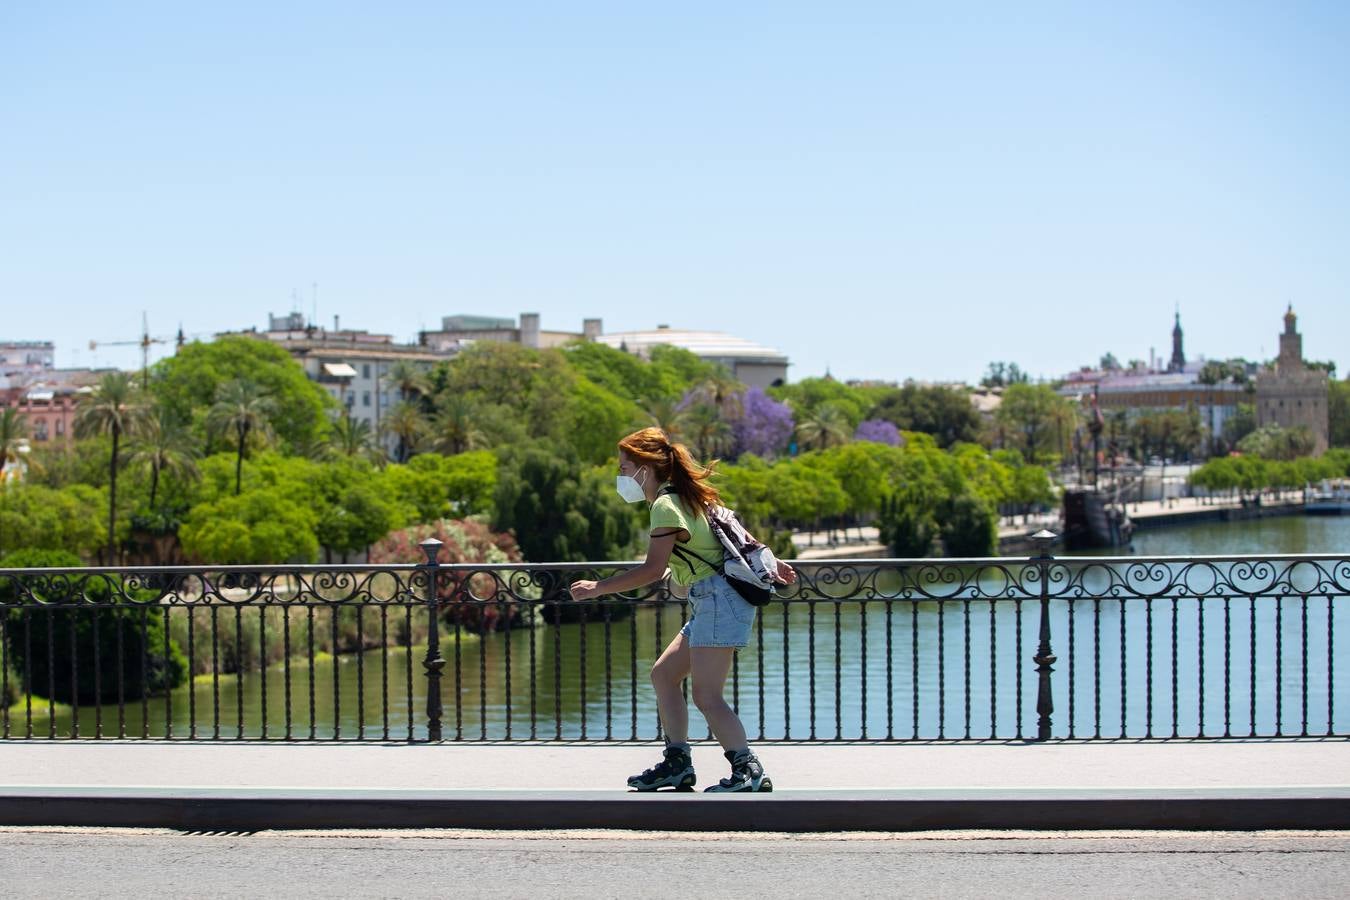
top-left (650, 488), bottom-right (723, 585)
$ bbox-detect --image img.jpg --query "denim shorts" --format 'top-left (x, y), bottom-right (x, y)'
top-left (679, 573), bottom-right (757, 648)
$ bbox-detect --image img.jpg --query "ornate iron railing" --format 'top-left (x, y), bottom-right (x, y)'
top-left (1, 538), bottom-right (1345, 742)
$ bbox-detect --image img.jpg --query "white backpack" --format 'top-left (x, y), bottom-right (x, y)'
top-left (664, 489), bottom-right (780, 606)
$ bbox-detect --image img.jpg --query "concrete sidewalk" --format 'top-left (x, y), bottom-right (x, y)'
top-left (1, 740), bottom-right (1346, 831)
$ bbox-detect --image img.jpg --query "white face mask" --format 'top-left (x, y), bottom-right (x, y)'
top-left (616, 467), bottom-right (648, 503)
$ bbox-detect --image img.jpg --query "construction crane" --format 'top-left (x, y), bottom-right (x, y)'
top-left (88, 313), bottom-right (186, 389)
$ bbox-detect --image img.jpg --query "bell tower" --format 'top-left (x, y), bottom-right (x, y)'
top-left (1168, 309), bottom-right (1185, 373)
top-left (1277, 304), bottom-right (1304, 372)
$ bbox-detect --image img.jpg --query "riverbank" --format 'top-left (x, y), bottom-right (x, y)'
top-left (1126, 495), bottom-right (1305, 530)
top-left (790, 495), bottom-right (1314, 559)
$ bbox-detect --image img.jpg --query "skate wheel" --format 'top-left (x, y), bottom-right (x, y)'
top-left (757, 778), bottom-right (774, 793)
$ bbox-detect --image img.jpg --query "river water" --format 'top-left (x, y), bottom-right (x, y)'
top-left (7, 514), bottom-right (1347, 743)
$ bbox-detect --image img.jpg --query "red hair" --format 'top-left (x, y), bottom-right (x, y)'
top-left (617, 427), bottom-right (721, 516)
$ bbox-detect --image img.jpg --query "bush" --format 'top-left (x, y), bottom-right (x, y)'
top-left (940, 492), bottom-right (998, 557)
top-left (1, 549), bottom-right (189, 704)
top-left (371, 519), bottom-right (535, 634)
top-left (878, 494), bottom-right (938, 558)
top-left (167, 602), bottom-right (425, 678)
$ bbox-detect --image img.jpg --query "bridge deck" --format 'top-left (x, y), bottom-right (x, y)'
top-left (1, 740), bottom-right (1344, 831)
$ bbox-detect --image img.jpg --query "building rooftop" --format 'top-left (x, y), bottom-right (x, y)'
top-left (595, 327), bottom-right (788, 364)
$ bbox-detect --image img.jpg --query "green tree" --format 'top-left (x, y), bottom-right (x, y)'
top-left (678, 401), bottom-right (735, 461)
top-left (939, 490), bottom-right (998, 557)
top-left (794, 454), bottom-right (849, 541)
top-left (816, 442), bottom-right (900, 538)
top-left (328, 413), bottom-right (386, 466)
top-left (382, 400), bottom-right (426, 463)
top-left (1237, 424), bottom-right (1316, 461)
top-left (313, 464), bottom-right (399, 562)
top-left (563, 379), bottom-right (642, 465)
top-left (126, 407), bottom-right (200, 509)
top-left (0, 407), bottom-right (30, 471)
top-left (879, 492), bottom-right (938, 557)
top-left (492, 445), bottom-right (644, 563)
top-left (1222, 402), bottom-right (1257, 452)
top-left (382, 359), bottom-right (430, 405)
top-left (981, 361), bottom-right (1029, 389)
top-left (429, 395), bottom-right (489, 455)
top-left (379, 450), bottom-right (499, 524)
top-left (0, 483), bottom-right (106, 559)
top-left (994, 384), bottom-right (1071, 464)
top-left (206, 379), bottom-right (278, 495)
top-left (1329, 378), bottom-right (1350, 448)
top-left (180, 485), bottom-right (320, 564)
top-left (151, 335), bottom-right (333, 452)
top-left (795, 403), bottom-right (850, 452)
top-left (432, 342), bottom-right (574, 437)
top-left (870, 383), bottom-right (980, 448)
top-left (641, 396), bottom-right (685, 439)
top-left (1, 549), bottom-right (188, 704)
top-left (564, 341), bottom-right (708, 406)
top-left (74, 371), bottom-right (148, 563)
top-left (770, 377), bottom-right (870, 429)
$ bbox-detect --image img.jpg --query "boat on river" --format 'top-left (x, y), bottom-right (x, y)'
top-left (1307, 479), bottom-right (1350, 515)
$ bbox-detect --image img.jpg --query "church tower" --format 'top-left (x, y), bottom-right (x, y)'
top-left (1168, 310), bottom-right (1185, 373)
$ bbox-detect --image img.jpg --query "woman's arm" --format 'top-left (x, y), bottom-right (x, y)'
top-left (569, 532), bottom-right (678, 600)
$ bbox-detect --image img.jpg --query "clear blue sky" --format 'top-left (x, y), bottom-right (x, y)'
top-left (2, 2), bottom-right (1347, 384)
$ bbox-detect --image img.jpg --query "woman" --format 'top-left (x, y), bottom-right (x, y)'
top-left (569, 427), bottom-right (796, 792)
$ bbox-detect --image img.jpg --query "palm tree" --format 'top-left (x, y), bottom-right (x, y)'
top-left (677, 402), bottom-right (734, 460)
top-left (0, 408), bottom-right (31, 557)
top-left (430, 396), bottom-right (486, 455)
top-left (382, 400), bottom-right (426, 463)
top-left (640, 396), bottom-right (684, 439)
top-left (330, 412), bottom-right (386, 465)
top-left (126, 407), bottom-right (200, 509)
top-left (688, 371), bottom-right (744, 418)
top-left (206, 379), bottom-right (277, 495)
top-left (795, 403), bottom-right (850, 452)
top-left (74, 371), bottom-right (148, 562)
top-left (383, 360), bottom-right (429, 406)
top-left (0, 407), bottom-right (30, 474)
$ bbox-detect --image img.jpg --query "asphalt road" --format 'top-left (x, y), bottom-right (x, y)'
top-left (2, 828), bottom-right (1347, 899)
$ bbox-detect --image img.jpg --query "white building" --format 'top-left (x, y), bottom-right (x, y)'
top-left (0, 341), bottom-right (56, 383)
top-left (419, 313), bottom-right (602, 353)
top-left (227, 314), bottom-right (452, 454)
top-left (595, 325), bottom-right (790, 390)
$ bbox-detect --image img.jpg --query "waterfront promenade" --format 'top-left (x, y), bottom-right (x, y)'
top-left (2, 739), bottom-right (1345, 832)
top-left (793, 494), bottom-right (1310, 559)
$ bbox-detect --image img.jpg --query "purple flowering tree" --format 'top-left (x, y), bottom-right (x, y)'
top-left (730, 387), bottom-right (795, 459)
top-left (854, 418), bottom-right (902, 446)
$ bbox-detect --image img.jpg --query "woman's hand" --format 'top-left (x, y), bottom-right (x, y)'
top-left (569, 580), bottom-right (600, 601)
top-left (774, 560), bottom-right (798, 585)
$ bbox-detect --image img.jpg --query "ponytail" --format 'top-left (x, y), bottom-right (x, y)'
top-left (617, 427), bottom-right (721, 516)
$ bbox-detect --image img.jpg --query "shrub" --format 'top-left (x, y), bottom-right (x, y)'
top-left (371, 519), bottom-right (534, 634)
top-left (878, 494), bottom-right (938, 558)
top-left (1, 549), bottom-right (188, 704)
top-left (939, 492), bottom-right (998, 557)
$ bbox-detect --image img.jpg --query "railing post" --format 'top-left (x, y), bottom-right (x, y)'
top-left (419, 539), bottom-right (445, 742)
top-left (1032, 530), bottom-right (1058, 741)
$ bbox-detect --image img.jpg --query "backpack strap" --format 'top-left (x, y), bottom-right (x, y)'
top-left (669, 542), bottom-right (723, 573)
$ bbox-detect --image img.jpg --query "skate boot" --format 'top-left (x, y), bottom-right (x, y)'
top-left (704, 749), bottom-right (773, 793)
top-left (627, 744), bottom-right (696, 792)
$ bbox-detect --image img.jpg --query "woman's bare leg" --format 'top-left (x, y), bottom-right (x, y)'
top-left (690, 647), bottom-right (747, 752)
top-left (650, 633), bottom-right (691, 744)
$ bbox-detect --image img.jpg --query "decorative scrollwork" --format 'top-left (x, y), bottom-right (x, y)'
top-left (1, 555), bottom-right (1347, 611)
